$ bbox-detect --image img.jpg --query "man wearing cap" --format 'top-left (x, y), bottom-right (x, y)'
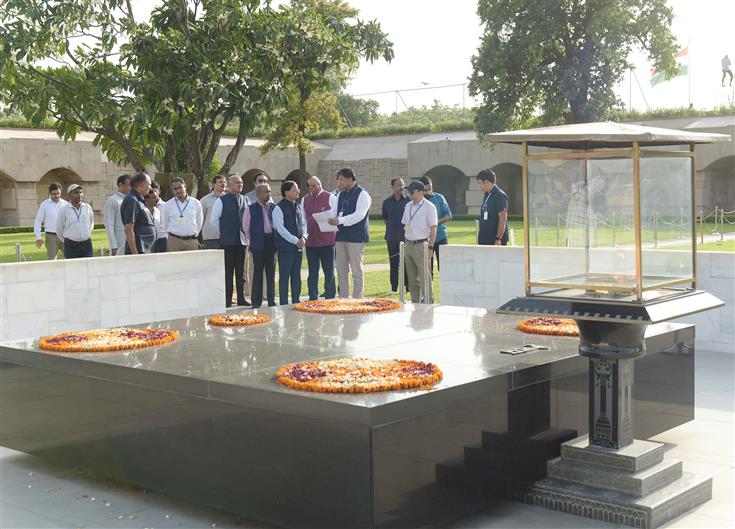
top-left (328, 168), bottom-right (371, 298)
top-left (34, 182), bottom-right (68, 260)
top-left (163, 177), bottom-right (203, 252)
top-left (476, 169), bottom-right (509, 246)
top-left (103, 174), bottom-right (131, 256)
top-left (121, 172), bottom-right (157, 254)
top-left (56, 184), bottom-right (95, 259)
top-left (401, 180), bottom-right (438, 303)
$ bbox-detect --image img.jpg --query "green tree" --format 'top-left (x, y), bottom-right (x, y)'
top-left (260, 0), bottom-right (393, 189)
top-left (469, 0), bottom-right (679, 133)
top-left (0, 0), bottom-right (155, 171)
top-left (336, 93), bottom-right (380, 127)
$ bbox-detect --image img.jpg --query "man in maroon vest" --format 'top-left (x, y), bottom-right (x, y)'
top-left (304, 176), bottom-right (337, 300)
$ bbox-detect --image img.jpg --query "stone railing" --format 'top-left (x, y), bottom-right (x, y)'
top-left (0, 250), bottom-right (224, 342)
top-left (439, 245), bottom-right (734, 353)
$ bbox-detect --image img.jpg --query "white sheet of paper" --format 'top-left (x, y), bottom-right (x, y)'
top-left (312, 210), bottom-right (339, 233)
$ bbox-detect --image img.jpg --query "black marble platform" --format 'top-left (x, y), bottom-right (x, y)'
top-left (0, 305), bottom-right (695, 529)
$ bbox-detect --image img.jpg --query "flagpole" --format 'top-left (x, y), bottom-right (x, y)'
top-left (687, 40), bottom-right (692, 108)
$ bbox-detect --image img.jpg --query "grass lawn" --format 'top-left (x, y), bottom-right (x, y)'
top-left (1, 219), bottom-right (730, 264)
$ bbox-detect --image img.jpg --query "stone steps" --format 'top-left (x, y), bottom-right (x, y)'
top-left (561, 434), bottom-right (666, 472)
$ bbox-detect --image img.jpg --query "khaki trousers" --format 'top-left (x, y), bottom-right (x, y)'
top-left (335, 241), bottom-right (365, 298)
top-left (166, 236), bottom-right (199, 252)
top-left (45, 233), bottom-right (63, 260)
top-left (404, 241), bottom-right (433, 304)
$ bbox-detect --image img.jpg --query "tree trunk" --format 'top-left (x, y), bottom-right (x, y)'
top-left (298, 121), bottom-right (307, 191)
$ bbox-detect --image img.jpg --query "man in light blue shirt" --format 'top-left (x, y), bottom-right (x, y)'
top-left (419, 175), bottom-right (452, 275)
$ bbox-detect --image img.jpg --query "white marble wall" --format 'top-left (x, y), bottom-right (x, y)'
top-left (440, 245), bottom-right (735, 353)
top-left (0, 251), bottom-right (224, 342)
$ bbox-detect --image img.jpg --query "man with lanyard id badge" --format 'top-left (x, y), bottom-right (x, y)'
top-left (476, 169), bottom-right (509, 246)
top-left (164, 177), bottom-right (204, 252)
top-left (401, 180), bottom-right (437, 303)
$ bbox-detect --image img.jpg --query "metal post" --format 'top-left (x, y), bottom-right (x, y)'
top-left (679, 207), bottom-right (684, 239)
top-left (700, 207), bottom-right (704, 244)
top-left (556, 214), bottom-right (560, 247)
top-left (612, 210), bottom-right (617, 246)
top-left (422, 241), bottom-right (431, 304)
top-left (475, 219), bottom-right (479, 244)
top-left (398, 241), bottom-right (405, 303)
top-left (534, 217), bottom-right (539, 246)
top-left (15, 243), bottom-right (21, 262)
top-left (721, 208), bottom-right (725, 242)
top-left (653, 208), bottom-right (658, 248)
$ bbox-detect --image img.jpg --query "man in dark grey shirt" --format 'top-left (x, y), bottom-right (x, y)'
top-left (121, 172), bottom-right (157, 254)
top-left (381, 178), bottom-right (409, 292)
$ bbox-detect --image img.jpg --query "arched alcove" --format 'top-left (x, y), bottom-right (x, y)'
top-left (700, 155), bottom-right (735, 210)
top-left (241, 168), bottom-right (270, 194)
top-left (424, 165), bottom-right (469, 214)
top-left (36, 167), bottom-right (83, 204)
top-left (490, 162), bottom-right (522, 215)
top-left (0, 172), bottom-right (19, 226)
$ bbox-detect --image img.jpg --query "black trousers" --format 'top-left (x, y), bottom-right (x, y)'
top-left (431, 237), bottom-right (447, 276)
top-left (223, 244), bottom-right (245, 307)
top-left (251, 235), bottom-right (276, 308)
top-left (63, 238), bottom-right (93, 259)
top-left (386, 240), bottom-right (409, 292)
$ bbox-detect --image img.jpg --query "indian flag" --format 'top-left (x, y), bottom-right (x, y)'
top-left (651, 47), bottom-right (689, 87)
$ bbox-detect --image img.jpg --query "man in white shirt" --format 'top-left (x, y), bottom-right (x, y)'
top-left (328, 168), bottom-right (372, 298)
top-left (56, 184), bottom-right (95, 259)
top-left (200, 174), bottom-right (227, 249)
top-left (401, 180), bottom-right (437, 304)
top-left (150, 181), bottom-right (168, 252)
top-left (103, 174), bottom-right (131, 256)
top-left (33, 182), bottom-right (68, 260)
top-left (163, 177), bottom-right (203, 252)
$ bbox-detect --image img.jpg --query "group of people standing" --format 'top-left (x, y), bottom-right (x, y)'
top-left (33, 166), bottom-right (508, 307)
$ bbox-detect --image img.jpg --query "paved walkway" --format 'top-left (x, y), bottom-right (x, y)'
top-left (1, 350), bottom-right (732, 529)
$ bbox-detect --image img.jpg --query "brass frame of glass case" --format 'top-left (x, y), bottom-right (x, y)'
top-left (522, 141), bottom-right (697, 301)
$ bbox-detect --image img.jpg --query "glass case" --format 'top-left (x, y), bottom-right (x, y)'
top-left (524, 144), bottom-right (695, 302)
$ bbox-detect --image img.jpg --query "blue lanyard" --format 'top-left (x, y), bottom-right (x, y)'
top-left (408, 201), bottom-right (424, 225)
top-left (72, 205), bottom-right (82, 222)
top-left (175, 198), bottom-right (190, 217)
top-left (481, 192), bottom-right (491, 212)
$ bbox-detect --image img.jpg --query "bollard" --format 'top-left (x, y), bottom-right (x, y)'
top-left (721, 208), bottom-right (725, 242)
top-left (701, 208), bottom-right (706, 243)
top-left (475, 219), bottom-right (479, 244)
top-left (534, 217), bottom-right (539, 246)
top-left (679, 207), bottom-right (684, 239)
top-left (653, 208), bottom-right (658, 248)
top-left (15, 243), bottom-right (21, 262)
top-left (556, 214), bottom-right (560, 247)
top-left (422, 241), bottom-right (432, 304)
top-left (398, 241), bottom-right (405, 303)
top-left (611, 210), bottom-right (617, 246)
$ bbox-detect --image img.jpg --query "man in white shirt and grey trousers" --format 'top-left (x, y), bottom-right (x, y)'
top-left (34, 182), bottom-right (68, 260)
top-left (103, 174), bottom-right (131, 256)
top-left (56, 183), bottom-right (95, 259)
top-left (401, 180), bottom-right (438, 304)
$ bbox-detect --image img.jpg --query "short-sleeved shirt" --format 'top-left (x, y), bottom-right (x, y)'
top-left (401, 198), bottom-right (438, 241)
top-left (478, 185), bottom-right (509, 245)
top-left (120, 189), bottom-right (156, 254)
top-left (381, 194), bottom-right (409, 242)
top-left (426, 192), bottom-right (452, 242)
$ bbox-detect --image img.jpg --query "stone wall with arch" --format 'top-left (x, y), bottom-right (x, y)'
top-left (422, 165), bottom-right (469, 214)
top-left (0, 172), bottom-right (19, 226)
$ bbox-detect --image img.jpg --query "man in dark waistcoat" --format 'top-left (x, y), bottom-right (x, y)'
top-left (242, 183), bottom-right (277, 308)
top-left (477, 169), bottom-right (509, 246)
top-left (273, 180), bottom-right (308, 305)
top-left (328, 168), bottom-right (372, 298)
top-left (210, 175), bottom-right (248, 307)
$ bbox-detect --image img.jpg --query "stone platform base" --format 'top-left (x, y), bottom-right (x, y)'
top-left (515, 435), bottom-right (712, 529)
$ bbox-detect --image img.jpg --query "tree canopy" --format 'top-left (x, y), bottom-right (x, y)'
top-left (469, 0), bottom-right (680, 134)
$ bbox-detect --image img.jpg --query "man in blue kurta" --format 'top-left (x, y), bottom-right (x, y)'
top-left (273, 180), bottom-right (308, 305)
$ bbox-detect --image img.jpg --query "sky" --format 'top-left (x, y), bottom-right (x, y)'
top-left (132, 0), bottom-right (735, 115)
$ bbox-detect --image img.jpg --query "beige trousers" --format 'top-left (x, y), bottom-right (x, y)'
top-left (335, 241), bottom-right (365, 298)
top-left (166, 236), bottom-right (199, 252)
top-left (45, 233), bottom-right (63, 260)
top-left (404, 241), bottom-right (433, 304)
